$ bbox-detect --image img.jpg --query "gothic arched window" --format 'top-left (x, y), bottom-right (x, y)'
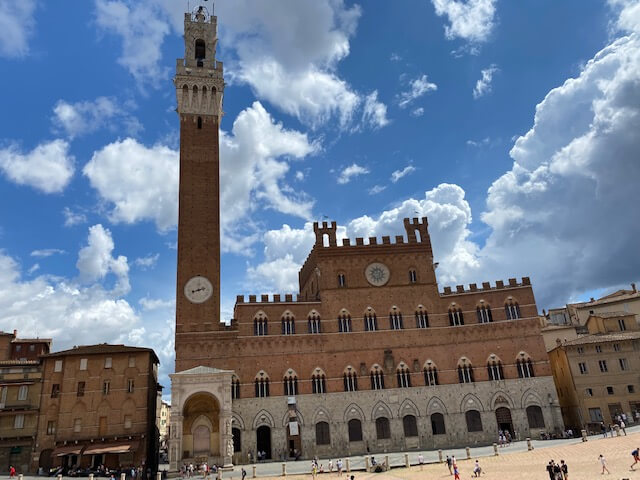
top-left (283, 373), bottom-right (298, 396)
top-left (487, 357), bottom-right (504, 381)
top-left (370, 366), bottom-right (384, 390)
top-left (505, 300), bottom-right (521, 320)
top-left (396, 363), bottom-right (411, 388)
top-left (389, 308), bottom-right (403, 330)
top-left (476, 304), bottom-right (493, 323)
top-left (338, 312), bottom-right (352, 333)
top-left (308, 312), bottom-right (321, 334)
top-left (449, 307), bottom-right (464, 326)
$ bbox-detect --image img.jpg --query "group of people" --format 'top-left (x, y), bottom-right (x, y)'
top-left (545, 460), bottom-right (569, 479)
top-left (445, 455), bottom-right (483, 479)
top-left (310, 458), bottom-right (344, 476)
top-left (497, 429), bottom-right (513, 446)
top-left (180, 462), bottom-right (222, 479)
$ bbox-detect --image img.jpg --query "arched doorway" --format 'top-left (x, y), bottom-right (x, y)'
top-left (256, 426), bottom-right (271, 460)
top-left (39, 449), bottom-right (53, 472)
top-left (495, 407), bottom-right (514, 435)
top-left (182, 393), bottom-right (220, 460)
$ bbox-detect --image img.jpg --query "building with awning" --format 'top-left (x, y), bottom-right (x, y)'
top-left (34, 345), bottom-right (160, 473)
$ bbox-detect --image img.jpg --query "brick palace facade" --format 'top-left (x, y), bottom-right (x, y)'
top-left (169, 7), bottom-right (563, 470)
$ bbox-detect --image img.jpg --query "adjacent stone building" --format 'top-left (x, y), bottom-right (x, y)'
top-left (169, 6), bottom-right (562, 470)
top-left (0, 331), bottom-right (50, 473)
top-left (34, 345), bottom-right (160, 473)
top-left (548, 311), bottom-right (640, 429)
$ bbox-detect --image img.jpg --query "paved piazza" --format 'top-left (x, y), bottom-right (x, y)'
top-left (240, 428), bottom-right (640, 480)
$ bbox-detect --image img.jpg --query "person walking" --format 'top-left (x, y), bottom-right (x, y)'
top-left (620, 420), bottom-right (627, 436)
top-left (446, 455), bottom-right (452, 475)
top-left (546, 461), bottom-right (555, 480)
top-left (241, 468), bottom-right (246, 480)
top-left (560, 460), bottom-right (568, 480)
top-left (599, 454), bottom-right (610, 475)
top-left (453, 462), bottom-right (460, 480)
top-left (631, 447), bottom-right (640, 470)
top-left (8, 466), bottom-right (15, 478)
top-left (600, 422), bottom-right (607, 438)
top-left (552, 461), bottom-right (562, 480)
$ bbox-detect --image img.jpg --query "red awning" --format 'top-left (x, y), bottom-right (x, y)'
top-left (84, 441), bottom-right (139, 455)
top-left (52, 445), bottom-right (84, 456)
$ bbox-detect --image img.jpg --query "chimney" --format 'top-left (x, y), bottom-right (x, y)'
top-left (12, 329), bottom-right (17, 338)
top-left (590, 297), bottom-right (595, 302)
top-left (632, 283), bottom-right (637, 293)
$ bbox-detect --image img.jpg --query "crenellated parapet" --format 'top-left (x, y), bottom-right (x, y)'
top-left (440, 277), bottom-right (531, 296)
top-left (236, 293), bottom-right (304, 304)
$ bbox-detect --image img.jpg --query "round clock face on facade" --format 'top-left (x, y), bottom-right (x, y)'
top-left (184, 276), bottom-right (213, 303)
top-left (365, 262), bottom-right (390, 286)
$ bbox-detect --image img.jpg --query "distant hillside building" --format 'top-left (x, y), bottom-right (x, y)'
top-left (34, 345), bottom-right (160, 473)
top-left (0, 331), bottom-right (50, 473)
top-left (169, 6), bottom-right (563, 469)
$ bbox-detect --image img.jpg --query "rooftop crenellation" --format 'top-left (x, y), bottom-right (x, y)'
top-left (440, 277), bottom-right (531, 296)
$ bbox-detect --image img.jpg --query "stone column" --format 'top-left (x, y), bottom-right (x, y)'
top-left (170, 414), bottom-right (184, 471)
top-left (220, 415), bottom-right (234, 467)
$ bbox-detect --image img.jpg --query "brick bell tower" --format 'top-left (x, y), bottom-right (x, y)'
top-left (174, 6), bottom-right (224, 352)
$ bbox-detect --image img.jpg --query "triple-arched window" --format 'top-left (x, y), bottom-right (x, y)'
top-left (338, 312), bottom-right (352, 333)
top-left (283, 372), bottom-right (298, 396)
top-left (476, 304), bottom-right (493, 323)
top-left (424, 363), bottom-right (439, 386)
top-left (343, 367), bottom-right (358, 392)
top-left (517, 354), bottom-right (535, 378)
top-left (487, 357), bottom-right (504, 381)
top-left (364, 310), bottom-right (378, 331)
top-left (311, 370), bottom-right (326, 394)
top-left (415, 307), bottom-right (429, 328)
top-left (449, 307), bottom-right (464, 326)
top-left (254, 313), bottom-right (268, 336)
top-left (505, 300), bottom-right (521, 320)
top-left (254, 373), bottom-right (270, 397)
top-left (458, 359), bottom-right (474, 383)
top-left (281, 313), bottom-right (295, 335)
top-left (370, 365), bottom-right (385, 390)
top-left (389, 308), bottom-right (403, 330)
top-left (396, 363), bottom-right (411, 388)
top-left (308, 312), bottom-right (321, 334)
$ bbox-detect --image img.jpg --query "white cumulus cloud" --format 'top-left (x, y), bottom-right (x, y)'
top-left (0, 140), bottom-right (75, 194)
top-left (431, 0), bottom-right (497, 43)
top-left (337, 163), bottom-right (370, 184)
top-left (85, 102), bottom-right (317, 254)
top-left (52, 97), bottom-right (142, 139)
top-left (94, 0), bottom-right (170, 86)
top-left (473, 65), bottom-right (499, 99)
top-left (76, 224), bottom-right (130, 296)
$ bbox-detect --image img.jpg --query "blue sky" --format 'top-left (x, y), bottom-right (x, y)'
top-left (1, 0), bottom-right (639, 389)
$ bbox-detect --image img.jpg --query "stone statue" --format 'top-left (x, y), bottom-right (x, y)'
top-left (226, 419), bottom-right (231, 435)
top-left (226, 438), bottom-right (234, 458)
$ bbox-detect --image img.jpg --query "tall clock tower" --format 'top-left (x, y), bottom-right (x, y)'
top-left (174, 7), bottom-right (224, 351)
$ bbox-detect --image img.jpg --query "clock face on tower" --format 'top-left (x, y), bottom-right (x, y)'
top-left (365, 262), bottom-right (390, 287)
top-left (184, 276), bottom-right (213, 303)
